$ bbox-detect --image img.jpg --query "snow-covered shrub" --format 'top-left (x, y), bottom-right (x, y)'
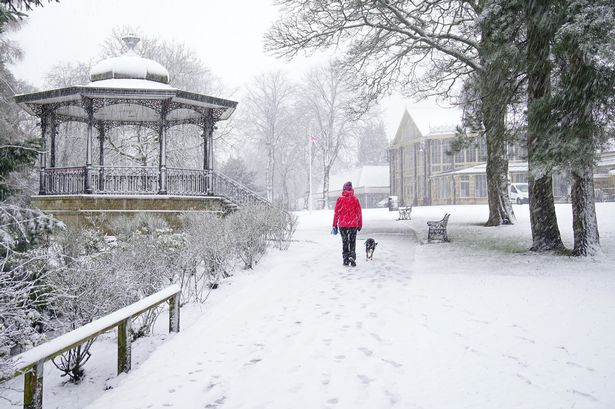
top-left (47, 225), bottom-right (129, 383)
top-left (0, 205), bottom-right (62, 380)
top-left (106, 215), bottom-right (184, 340)
top-left (226, 204), bottom-right (274, 269)
top-left (265, 209), bottom-right (297, 251)
top-left (179, 213), bottom-right (234, 301)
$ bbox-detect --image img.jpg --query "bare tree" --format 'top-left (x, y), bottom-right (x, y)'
top-left (300, 62), bottom-right (357, 208)
top-left (243, 71), bottom-right (295, 202)
top-left (266, 0), bottom-right (523, 225)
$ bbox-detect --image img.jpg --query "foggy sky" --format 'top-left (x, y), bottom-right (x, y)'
top-left (8, 0), bottom-right (461, 137)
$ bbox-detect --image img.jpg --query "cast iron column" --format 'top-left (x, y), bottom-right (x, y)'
top-left (203, 113), bottom-right (215, 195)
top-left (84, 98), bottom-right (94, 194)
top-left (98, 124), bottom-right (105, 192)
top-left (158, 100), bottom-right (169, 194)
top-left (38, 110), bottom-right (48, 195)
top-left (49, 111), bottom-right (56, 168)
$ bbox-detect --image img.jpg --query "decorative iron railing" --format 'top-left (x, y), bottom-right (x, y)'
top-left (45, 167), bottom-right (86, 195)
top-left (40, 167), bottom-right (273, 210)
top-left (92, 166), bottom-right (159, 194)
top-left (210, 170), bottom-right (270, 207)
top-left (167, 168), bottom-right (208, 196)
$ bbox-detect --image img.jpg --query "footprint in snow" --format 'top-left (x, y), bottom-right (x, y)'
top-left (566, 361), bottom-right (595, 372)
top-left (334, 355), bottom-right (346, 362)
top-left (244, 358), bottom-right (262, 366)
top-left (381, 358), bottom-right (403, 368)
top-left (370, 333), bottom-right (383, 343)
top-left (357, 374), bottom-right (373, 384)
top-left (326, 398), bottom-right (339, 404)
top-left (358, 347), bottom-right (373, 357)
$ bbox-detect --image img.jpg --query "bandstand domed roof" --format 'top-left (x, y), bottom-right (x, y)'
top-left (14, 34), bottom-right (238, 126)
top-left (90, 35), bottom-right (170, 84)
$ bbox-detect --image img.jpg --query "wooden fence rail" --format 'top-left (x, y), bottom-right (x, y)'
top-left (3, 284), bottom-right (181, 409)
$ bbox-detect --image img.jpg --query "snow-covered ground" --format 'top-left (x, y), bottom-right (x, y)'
top-left (2, 203), bottom-right (614, 408)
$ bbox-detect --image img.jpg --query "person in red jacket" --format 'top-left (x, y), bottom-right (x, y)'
top-left (332, 181), bottom-right (363, 267)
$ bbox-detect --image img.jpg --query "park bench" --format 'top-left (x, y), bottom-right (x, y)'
top-left (427, 213), bottom-right (450, 243)
top-left (398, 206), bottom-right (412, 220)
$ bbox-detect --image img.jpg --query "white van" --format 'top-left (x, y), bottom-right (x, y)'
top-left (509, 183), bottom-right (529, 204)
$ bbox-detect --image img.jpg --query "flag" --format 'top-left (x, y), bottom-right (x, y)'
top-left (309, 134), bottom-right (318, 144)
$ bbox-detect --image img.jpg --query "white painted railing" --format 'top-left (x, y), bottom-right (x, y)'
top-left (3, 285), bottom-right (181, 409)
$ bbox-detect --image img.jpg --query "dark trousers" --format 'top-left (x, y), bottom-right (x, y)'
top-left (340, 227), bottom-right (358, 262)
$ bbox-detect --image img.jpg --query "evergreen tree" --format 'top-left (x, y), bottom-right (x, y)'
top-left (536, 0), bottom-right (615, 255)
top-left (219, 157), bottom-right (258, 191)
top-left (0, 23), bottom-right (39, 200)
top-left (357, 121), bottom-right (388, 166)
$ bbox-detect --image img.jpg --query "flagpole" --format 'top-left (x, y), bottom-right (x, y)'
top-left (308, 133), bottom-right (313, 213)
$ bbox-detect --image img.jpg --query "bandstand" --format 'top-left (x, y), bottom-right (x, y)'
top-left (15, 35), bottom-right (266, 224)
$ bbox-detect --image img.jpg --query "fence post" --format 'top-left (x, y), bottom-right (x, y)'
top-left (169, 293), bottom-right (180, 333)
top-left (23, 360), bottom-right (44, 409)
top-left (117, 319), bottom-right (132, 374)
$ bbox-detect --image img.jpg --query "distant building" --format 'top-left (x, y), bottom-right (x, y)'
top-left (388, 110), bottom-right (615, 206)
top-left (313, 165), bottom-right (389, 209)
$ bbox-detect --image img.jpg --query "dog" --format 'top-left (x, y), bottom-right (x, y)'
top-left (365, 238), bottom-right (378, 261)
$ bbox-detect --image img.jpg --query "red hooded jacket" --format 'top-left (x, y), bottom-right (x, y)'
top-left (332, 189), bottom-right (363, 229)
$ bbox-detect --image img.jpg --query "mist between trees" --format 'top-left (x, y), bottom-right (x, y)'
top-left (265, 0), bottom-right (615, 256)
top-left (0, 204), bottom-right (296, 385)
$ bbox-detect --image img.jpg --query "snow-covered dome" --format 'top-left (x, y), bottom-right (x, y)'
top-left (90, 35), bottom-right (170, 84)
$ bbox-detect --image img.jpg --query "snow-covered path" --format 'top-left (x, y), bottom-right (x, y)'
top-left (79, 207), bottom-right (615, 409)
top-left (85, 214), bottom-right (421, 409)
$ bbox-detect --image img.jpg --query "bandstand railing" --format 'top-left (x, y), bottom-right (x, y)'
top-left (211, 171), bottom-right (270, 207)
top-left (167, 168), bottom-right (208, 196)
top-left (40, 167), bottom-right (271, 210)
top-left (45, 167), bottom-right (86, 195)
top-left (92, 166), bottom-right (159, 194)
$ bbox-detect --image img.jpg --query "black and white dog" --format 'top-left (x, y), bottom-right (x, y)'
top-left (365, 238), bottom-right (378, 261)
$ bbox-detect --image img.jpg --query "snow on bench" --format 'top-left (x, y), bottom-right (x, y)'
top-left (427, 213), bottom-right (450, 243)
top-left (4, 284), bottom-right (181, 409)
top-left (398, 206), bottom-right (412, 220)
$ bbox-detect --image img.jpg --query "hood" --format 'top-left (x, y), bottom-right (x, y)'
top-left (342, 189), bottom-right (355, 197)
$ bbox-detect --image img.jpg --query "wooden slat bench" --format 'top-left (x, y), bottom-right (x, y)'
top-left (398, 206), bottom-right (412, 220)
top-left (427, 213), bottom-right (450, 243)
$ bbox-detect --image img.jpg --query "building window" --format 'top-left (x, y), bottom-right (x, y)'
top-left (466, 146), bottom-right (476, 163)
top-left (460, 175), bottom-right (470, 197)
top-left (475, 174), bottom-right (487, 197)
top-left (455, 149), bottom-right (465, 164)
top-left (438, 178), bottom-right (450, 199)
top-left (431, 140), bottom-right (441, 164)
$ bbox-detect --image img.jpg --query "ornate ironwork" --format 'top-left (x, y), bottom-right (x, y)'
top-left (45, 167), bottom-right (86, 194)
top-left (40, 167), bottom-right (272, 210)
top-left (211, 171), bottom-right (269, 207)
top-left (167, 168), bottom-right (208, 196)
top-left (91, 97), bottom-right (165, 114)
top-left (91, 166), bottom-right (159, 194)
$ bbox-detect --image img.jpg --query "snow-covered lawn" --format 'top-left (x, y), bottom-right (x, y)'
top-left (2, 203), bottom-right (614, 409)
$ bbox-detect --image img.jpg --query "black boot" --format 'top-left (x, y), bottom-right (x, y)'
top-left (349, 257), bottom-right (356, 267)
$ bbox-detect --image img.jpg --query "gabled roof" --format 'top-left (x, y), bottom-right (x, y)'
top-left (390, 109), bottom-right (423, 147)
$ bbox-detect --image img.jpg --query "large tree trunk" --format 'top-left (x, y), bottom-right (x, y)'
top-left (571, 167), bottom-right (599, 256)
top-left (479, 9), bottom-right (516, 227)
top-left (483, 103), bottom-right (516, 226)
top-left (526, 0), bottom-right (565, 252)
top-left (568, 44), bottom-right (600, 256)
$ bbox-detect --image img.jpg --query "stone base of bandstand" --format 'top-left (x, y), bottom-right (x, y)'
top-left (31, 194), bottom-right (228, 231)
